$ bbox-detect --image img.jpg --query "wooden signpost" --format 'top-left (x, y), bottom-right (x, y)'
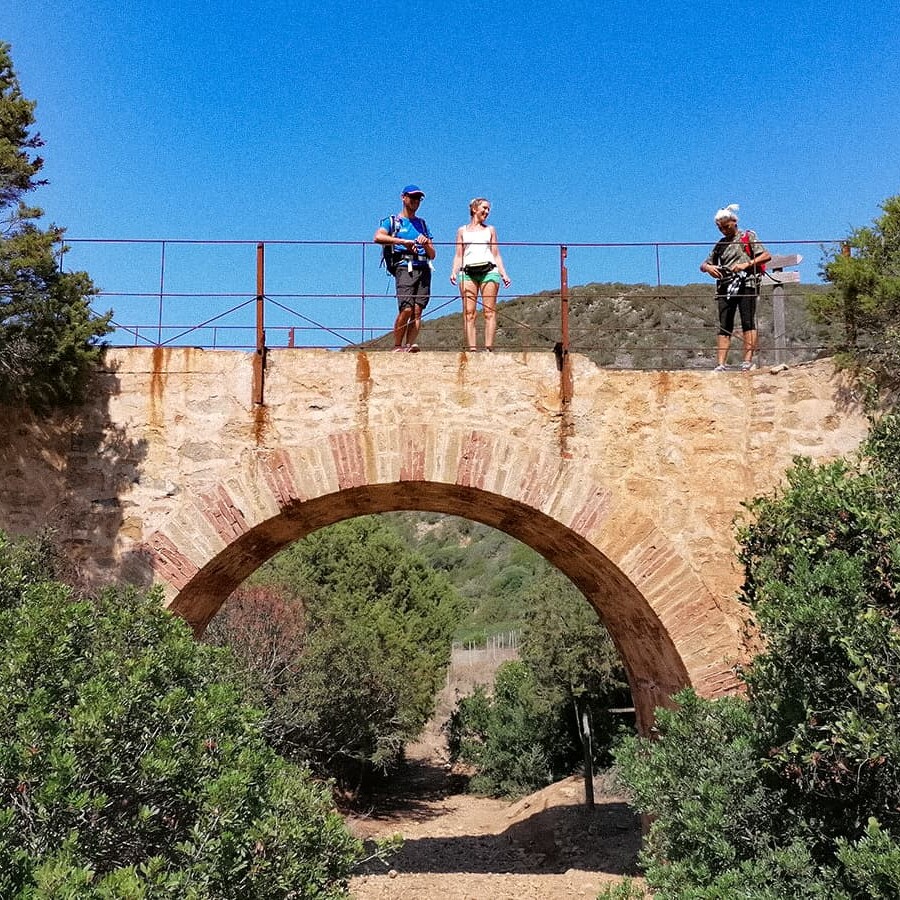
top-left (768, 254), bottom-right (802, 364)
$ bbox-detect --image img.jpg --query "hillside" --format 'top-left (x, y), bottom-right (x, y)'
top-left (358, 280), bottom-right (837, 369)
top-left (382, 512), bottom-right (576, 644)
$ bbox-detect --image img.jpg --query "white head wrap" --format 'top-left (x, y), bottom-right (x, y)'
top-left (714, 203), bottom-right (740, 223)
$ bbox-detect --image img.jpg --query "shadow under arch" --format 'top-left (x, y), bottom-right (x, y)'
top-left (167, 481), bottom-right (701, 734)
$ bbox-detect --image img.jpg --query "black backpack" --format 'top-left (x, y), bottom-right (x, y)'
top-left (381, 215), bottom-right (401, 276)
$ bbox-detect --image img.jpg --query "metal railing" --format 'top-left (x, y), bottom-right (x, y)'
top-left (59, 236), bottom-right (843, 368)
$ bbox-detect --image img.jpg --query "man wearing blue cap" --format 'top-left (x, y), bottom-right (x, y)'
top-left (374, 185), bottom-right (435, 351)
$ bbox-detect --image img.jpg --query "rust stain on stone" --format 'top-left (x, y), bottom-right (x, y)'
top-left (149, 346), bottom-right (166, 429)
top-left (456, 351), bottom-right (469, 386)
top-left (558, 360), bottom-right (575, 459)
top-left (355, 352), bottom-right (371, 386)
top-left (252, 402), bottom-right (269, 445)
top-left (355, 352), bottom-right (372, 430)
top-left (655, 371), bottom-right (672, 402)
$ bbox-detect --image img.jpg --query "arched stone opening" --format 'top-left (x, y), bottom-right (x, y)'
top-left (165, 480), bottom-right (720, 734)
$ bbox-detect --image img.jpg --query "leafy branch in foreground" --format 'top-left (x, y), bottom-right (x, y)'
top-left (0, 530), bottom-right (360, 898)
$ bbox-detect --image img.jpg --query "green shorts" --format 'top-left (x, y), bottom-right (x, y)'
top-left (459, 268), bottom-right (501, 285)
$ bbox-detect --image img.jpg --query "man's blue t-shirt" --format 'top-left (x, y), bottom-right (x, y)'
top-left (381, 215), bottom-right (432, 266)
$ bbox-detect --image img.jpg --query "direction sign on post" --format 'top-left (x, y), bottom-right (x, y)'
top-left (769, 253), bottom-right (803, 269)
top-left (769, 270), bottom-right (801, 283)
top-left (768, 254), bottom-right (802, 366)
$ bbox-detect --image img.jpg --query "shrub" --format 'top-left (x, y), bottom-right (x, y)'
top-left (0, 532), bottom-right (359, 898)
top-left (611, 413), bottom-right (900, 897)
top-left (447, 661), bottom-right (562, 796)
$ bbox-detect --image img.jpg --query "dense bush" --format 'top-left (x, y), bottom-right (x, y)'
top-left (613, 413), bottom-right (900, 897)
top-left (446, 661), bottom-right (561, 796)
top-left (447, 572), bottom-right (631, 797)
top-left (0, 531), bottom-right (359, 898)
top-left (207, 516), bottom-right (463, 788)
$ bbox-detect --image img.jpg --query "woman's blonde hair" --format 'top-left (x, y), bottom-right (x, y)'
top-left (469, 197), bottom-right (490, 216)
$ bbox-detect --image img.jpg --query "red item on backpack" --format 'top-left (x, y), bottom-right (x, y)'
top-left (740, 231), bottom-right (766, 274)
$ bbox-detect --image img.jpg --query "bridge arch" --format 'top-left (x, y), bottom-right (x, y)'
top-left (143, 425), bottom-right (748, 734)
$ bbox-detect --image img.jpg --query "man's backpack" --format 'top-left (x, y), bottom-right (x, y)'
top-left (380, 215), bottom-right (429, 275)
top-left (740, 231), bottom-right (766, 274)
top-left (381, 215), bottom-right (401, 276)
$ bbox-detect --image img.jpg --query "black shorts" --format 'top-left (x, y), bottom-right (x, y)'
top-left (395, 265), bottom-right (431, 312)
top-left (717, 283), bottom-right (757, 336)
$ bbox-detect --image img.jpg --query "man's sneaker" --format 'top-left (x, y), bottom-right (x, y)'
top-left (392, 346), bottom-right (407, 352)
top-left (408, 343), bottom-right (420, 353)
top-left (713, 364), bottom-right (729, 372)
top-left (740, 361), bottom-right (757, 371)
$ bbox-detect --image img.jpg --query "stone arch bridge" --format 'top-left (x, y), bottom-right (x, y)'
top-left (0, 348), bottom-right (868, 732)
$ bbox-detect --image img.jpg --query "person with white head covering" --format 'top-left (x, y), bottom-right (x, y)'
top-left (700, 203), bottom-right (771, 371)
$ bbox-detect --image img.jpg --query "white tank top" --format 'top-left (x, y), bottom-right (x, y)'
top-left (462, 226), bottom-right (496, 267)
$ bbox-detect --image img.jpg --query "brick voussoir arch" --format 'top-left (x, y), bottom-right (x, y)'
top-left (148, 425), bottom-right (745, 733)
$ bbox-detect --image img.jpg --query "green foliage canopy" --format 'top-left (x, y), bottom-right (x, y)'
top-left (0, 42), bottom-right (111, 410)
top-left (0, 531), bottom-right (359, 898)
top-left (208, 516), bottom-right (464, 784)
top-left (613, 413), bottom-right (900, 897)
top-left (814, 194), bottom-right (900, 390)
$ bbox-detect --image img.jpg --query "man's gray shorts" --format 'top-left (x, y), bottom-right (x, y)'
top-left (395, 265), bottom-right (431, 311)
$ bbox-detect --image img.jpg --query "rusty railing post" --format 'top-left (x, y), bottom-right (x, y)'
top-left (558, 245), bottom-right (572, 404)
top-left (253, 242), bottom-right (266, 405)
top-left (157, 240), bottom-right (166, 347)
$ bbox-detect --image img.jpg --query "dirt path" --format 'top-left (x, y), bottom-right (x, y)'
top-left (346, 733), bottom-right (646, 900)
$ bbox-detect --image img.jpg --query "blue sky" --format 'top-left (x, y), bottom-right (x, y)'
top-left (5, 0), bottom-right (900, 346)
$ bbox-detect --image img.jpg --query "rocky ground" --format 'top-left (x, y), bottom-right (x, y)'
top-left (345, 731), bottom-right (647, 900)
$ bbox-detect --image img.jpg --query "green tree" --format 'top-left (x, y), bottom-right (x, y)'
top-left (812, 194), bottom-right (900, 389)
top-left (519, 571), bottom-right (630, 768)
top-left (208, 516), bottom-right (464, 787)
top-left (0, 41), bottom-right (111, 410)
top-left (447, 571), bottom-right (631, 797)
top-left (446, 660), bottom-right (561, 797)
top-left (613, 413), bottom-right (900, 898)
top-left (737, 414), bottom-right (900, 848)
top-left (0, 531), bottom-right (359, 898)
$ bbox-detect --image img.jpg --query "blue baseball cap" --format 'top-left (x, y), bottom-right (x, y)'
top-left (401, 184), bottom-right (425, 197)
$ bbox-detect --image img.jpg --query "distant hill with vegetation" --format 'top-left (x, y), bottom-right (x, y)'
top-left (383, 512), bottom-right (571, 644)
top-left (360, 280), bottom-right (838, 370)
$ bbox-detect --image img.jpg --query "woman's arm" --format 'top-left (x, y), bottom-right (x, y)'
top-left (450, 227), bottom-right (464, 284)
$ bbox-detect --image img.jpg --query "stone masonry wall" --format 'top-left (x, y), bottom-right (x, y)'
top-left (0, 348), bottom-right (870, 730)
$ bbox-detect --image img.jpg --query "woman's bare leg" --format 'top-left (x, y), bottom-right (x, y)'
top-left (481, 282), bottom-right (499, 350)
top-left (462, 280), bottom-right (479, 349)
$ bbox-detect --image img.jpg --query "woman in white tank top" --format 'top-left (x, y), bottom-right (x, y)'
top-left (450, 198), bottom-right (511, 352)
